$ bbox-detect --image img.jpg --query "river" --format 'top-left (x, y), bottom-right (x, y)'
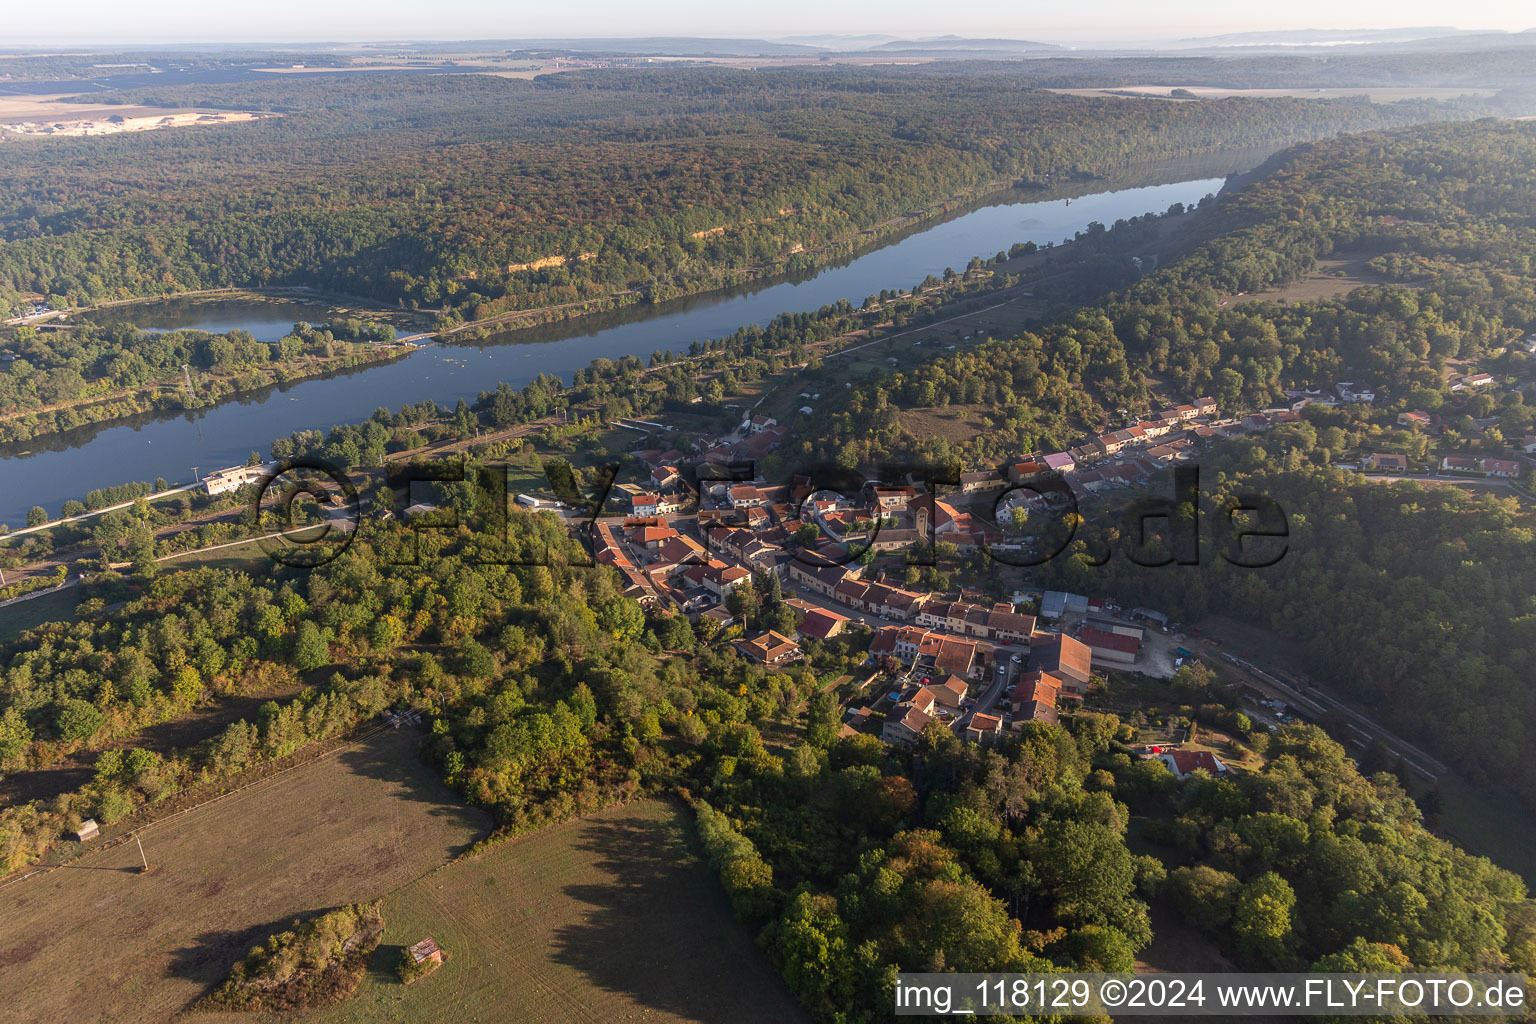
top-left (0, 156), bottom-right (1257, 528)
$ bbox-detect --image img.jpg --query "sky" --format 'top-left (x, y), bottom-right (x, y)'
top-left (5, 0), bottom-right (1533, 46)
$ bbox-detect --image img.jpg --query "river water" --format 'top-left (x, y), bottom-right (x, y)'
top-left (0, 159), bottom-right (1253, 528)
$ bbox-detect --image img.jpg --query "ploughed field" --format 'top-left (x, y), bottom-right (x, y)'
top-left (0, 727), bottom-right (488, 1024)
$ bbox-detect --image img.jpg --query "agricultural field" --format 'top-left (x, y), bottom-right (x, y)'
top-left (293, 799), bottom-right (807, 1024)
top-left (1234, 254), bottom-right (1393, 304)
top-left (0, 728), bottom-right (488, 1024)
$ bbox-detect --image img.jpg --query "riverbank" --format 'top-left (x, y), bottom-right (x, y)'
top-left (0, 339), bottom-right (416, 446)
top-left (0, 166), bottom-right (1248, 528)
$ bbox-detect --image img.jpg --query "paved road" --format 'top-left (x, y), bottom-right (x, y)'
top-left (975, 656), bottom-right (1018, 714)
top-left (2, 483), bottom-right (200, 540)
top-left (1363, 472), bottom-right (1534, 501)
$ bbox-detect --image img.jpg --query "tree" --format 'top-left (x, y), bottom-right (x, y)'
top-left (293, 621), bottom-right (330, 673)
top-left (769, 890), bottom-right (851, 1009)
top-left (806, 691), bottom-right (840, 749)
top-left (0, 706), bottom-right (32, 768)
top-left (55, 699), bottom-right (104, 742)
top-left (726, 581), bottom-right (759, 620)
top-left (1167, 865), bottom-right (1240, 933)
top-left (370, 614), bottom-right (406, 651)
top-left (458, 639), bottom-right (495, 679)
top-left (1028, 818), bottom-right (1143, 939)
top-left (1232, 871), bottom-right (1297, 967)
top-left (597, 599), bottom-right (645, 644)
top-left (26, 506), bottom-right (47, 527)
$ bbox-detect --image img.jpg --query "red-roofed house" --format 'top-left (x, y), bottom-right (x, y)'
top-left (1158, 749), bottom-right (1228, 778)
top-left (1012, 670), bottom-right (1062, 724)
top-left (1027, 635), bottom-right (1092, 695)
top-left (797, 607), bottom-right (850, 641)
top-left (633, 524), bottom-right (679, 548)
top-left (1078, 626), bottom-right (1140, 666)
top-left (933, 636), bottom-right (980, 679)
top-left (930, 674), bottom-right (968, 712)
top-left (1363, 453), bottom-right (1408, 472)
top-left (657, 534), bottom-right (708, 565)
top-left (1441, 455), bottom-right (1482, 474)
top-left (1482, 458), bottom-right (1521, 478)
top-left (736, 630), bottom-right (804, 666)
top-left (728, 484), bottom-right (767, 508)
top-left (964, 713), bottom-right (1003, 746)
top-left (881, 704), bottom-right (933, 745)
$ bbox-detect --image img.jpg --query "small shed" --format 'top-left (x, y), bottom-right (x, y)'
top-left (409, 937), bottom-right (443, 967)
top-left (73, 819), bottom-right (100, 842)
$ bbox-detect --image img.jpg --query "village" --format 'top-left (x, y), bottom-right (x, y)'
top-left (559, 393), bottom-right (1292, 774)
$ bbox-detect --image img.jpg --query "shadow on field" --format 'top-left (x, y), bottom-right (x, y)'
top-left (0, 760), bottom-right (92, 806)
top-left (334, 728), bottom-right (491, 857)
top-left (364, 943), bottom-right (409, 988)
top-left (549, 810), bottom-right (808, 1024)
top-left (166, 912), bottom-right (309, 994)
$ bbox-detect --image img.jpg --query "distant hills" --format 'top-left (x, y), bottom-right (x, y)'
top-left (501, 37), bottom-right (824, 56)
top-left (1181, 26), bottom-right (1463, 45)
top-left (498, 34), bottom-right (1063, 57)
top-left (1173, 27), bottom-right (1536, 52)
top-left (863, 36), bottom-right (1062, 53)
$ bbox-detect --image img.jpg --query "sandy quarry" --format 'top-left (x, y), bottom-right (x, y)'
top-left (0, 94), bottom-right (273, 137)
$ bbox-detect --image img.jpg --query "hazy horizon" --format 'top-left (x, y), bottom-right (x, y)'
top-left (3, 1), bottom-right (1533, 48)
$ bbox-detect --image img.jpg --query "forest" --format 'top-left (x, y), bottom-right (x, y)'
top-left (0, 68), bottom-right (1494, 322)
top-left (0, 497), bottom-right (1530, 1022)
top-left (784, 119), bottom-right (1536, 809)
top-left (0, 318), bottom-right (398, 443)
top-left (3, 87), bottom-right (1536, 1022)
top-left (197, 120), bottom-right (1536, 819)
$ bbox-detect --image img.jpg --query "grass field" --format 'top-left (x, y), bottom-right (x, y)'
top-left (1237, 255), bottom-right (1393, 305)
top-left (0, 728), bottom-right (489, 1024)
top-left (287, 799), bottom-right (807, 1024)
top-left (0, 586), bottom-right (84, 642)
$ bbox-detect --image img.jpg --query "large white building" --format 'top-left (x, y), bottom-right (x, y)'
top-left (203, 463), bottom-right (276, 496)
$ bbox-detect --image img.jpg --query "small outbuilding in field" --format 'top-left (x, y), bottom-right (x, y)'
top-left (398, 937), bottom-right (445, 984)
top-left (72, 819), bottom-right (100, 842)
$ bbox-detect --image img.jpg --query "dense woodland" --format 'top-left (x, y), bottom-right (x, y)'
top-left (3, 90), bottom-right (1536, 1019)
top-left (931, 48), bottom-right (1536, 92)
top-left (0, 318), bottom-right (397, 443)
top-left (783, 120), bottom-right (1536, 808)
top-left (0, 504), bottom-right (1530, 1022)
top-left (0, 69), bottom-right (1492, 321)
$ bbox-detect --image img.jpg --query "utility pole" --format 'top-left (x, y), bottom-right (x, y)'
top-left (181, 364), bottom-right (194, 397)
top-left (191, 467), bottom-right (200, 485)
top-left (134, 832), bottom-right (149, 873)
